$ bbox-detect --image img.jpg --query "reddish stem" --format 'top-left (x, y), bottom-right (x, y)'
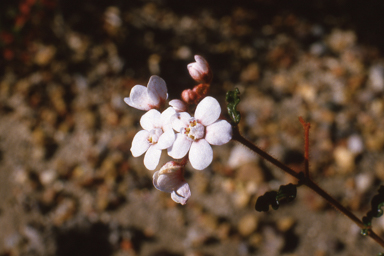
top-left (299, 117), bottom-right (310, 178)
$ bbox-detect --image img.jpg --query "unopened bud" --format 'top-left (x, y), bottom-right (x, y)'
top-left (169, 99), bottom-right (187, 112)
top-left (153, 161), bottom-right (191, 205)
top-left (187, 55), bottom-right (213, 84)
top-left (181, 89), bottom-right (197, 104)
top-left (192, 83), bottom-right (209, 99)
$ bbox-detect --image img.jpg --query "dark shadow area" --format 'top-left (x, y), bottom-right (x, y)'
top-left (281, 225), bottom-right (300, 253)
top-left (283, 149), bottom-right (304, 166)
top-left (44, 137), bottom-right (59, 160)
top-left (55, 222), bottom-right (113, 256)
top-left (149, 250), bottom-right (182, 256)
top-left (334, 239), bottom-right (346, 253)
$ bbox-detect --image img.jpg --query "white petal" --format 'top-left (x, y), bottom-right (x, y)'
top-left (168, 133), bottom-right (192, 159)
top-left (195, 55), bottom-right (209, 73)
top-left (169, 99), bottom-right (187, 112)
top-left (123, 97), bottom-right (134, 107)
top-left (172, 112), bottom-right (191, 132)
top-left (160, 107), bottom-right (176, 131)
top-left (131, 130), bottom-right (150, 157)
top-left (127, 85), bottom-right (152, 111)
top-left (187, 63), bottom-right (203, 82)
top-left (157, 129), bottom-right (175, 149)
top-left (144, 145), bottom-right (162, 170)
top-left (153, 167), bottom-right (185, 193)
top-left (194, 96), bottom-right (221, 126)
top-left (140, 109), bottom-right (161, 130)
top-left (171, 183), bottom-right (191, 205)
top-left (205, 120), bottom-right (232, 145)
top-left (189, 139), bottom-right (213, 170)
top-left (147, 75), bottom-right (167, 106)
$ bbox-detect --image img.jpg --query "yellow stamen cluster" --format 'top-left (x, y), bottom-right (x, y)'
top-left (184, 119), bottom-right (204, 141)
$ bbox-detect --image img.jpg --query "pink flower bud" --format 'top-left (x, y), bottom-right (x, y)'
top-left (181, 89), bottom-right (197, 104)
top-left (187, 55), bottom-right (213, 84)
top-left (153, 161), bottom-right (191, 205)
top-left (192, 83), bottom-right (209, 99)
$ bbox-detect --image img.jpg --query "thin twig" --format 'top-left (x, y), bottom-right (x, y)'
top-left (232, 126), bottom-right (384, 248)
top-left (299, 117), bottom-right (310, 178)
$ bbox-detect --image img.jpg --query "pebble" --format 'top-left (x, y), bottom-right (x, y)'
top-left (326, 29), bottom-right (356, 53)
top-left (260, 227), bottom-right (284, 255)
top-left (347, 134), bottom-right (364, 155)
top-left (375, 161), bottom-right (384, 181)
top-left (240, 62), bottom-right (259, 83)
top-left (276, 217), bottom-right (295, 232)
top-left (236, 163), bottom-right (264, 185)
top-left (227, 145), bottom-right (258, 169)
top-left (310, 42), bottom-right (326, 56)
top-left (333, 146), bottom-right (355, 174)
top-left (23, 226), bottom-right (44, 254)
top-left (238, 214), bottom-right (258, 237)
top-left (216, 222), bottom-right (231, 240)
top-left (368, 64), bottom-right (384, 92)
top-left (296, 83), bottom-right (316, 102)
top-left (176, 46), bottom-right (192, 59)
top-left (248, 233), bottom-right (263, 247)
top-left (198, 213), bottom-right (218, 234)
top-left (233, 189), bottom-right (251, 209)
top-left (184, 227), bottom-right (209, 247)
top-left (354, 173), bottom-right (374, 194)
top-left (34, 44), bottom-right (56, 66)
top-left (104, 6), bottom-right (122, 36)
top-left (39, 169), bottom-right (57, 186)
top-left (52, 198), bottom-right (77, 226)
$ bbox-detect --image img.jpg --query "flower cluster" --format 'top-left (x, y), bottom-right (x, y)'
top-left (124, 55), bottom-right (232, 204)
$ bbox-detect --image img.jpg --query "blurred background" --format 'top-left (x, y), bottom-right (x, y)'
top-left (1, 0), bottom-right (384, 255)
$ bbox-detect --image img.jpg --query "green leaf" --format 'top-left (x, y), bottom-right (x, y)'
top-left (255, 191), bottom-right (278, 212)
top-left (225, 88), bottom-right (241, 124)
top-left (255, 184), bottom-right (297, 212)
top-left (361, 185), bottom-right (384, 236)
top-left (370, 186), bottom-right (384, 218)
top-left (276, 183), bottom-right (297, 204)
top-left (360, 228), bottom-right (369, 236)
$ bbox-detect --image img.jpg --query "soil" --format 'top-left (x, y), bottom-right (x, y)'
top-left (1, 1), bottom-right (384, 256)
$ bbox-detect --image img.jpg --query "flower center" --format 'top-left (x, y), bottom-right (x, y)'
top-left (184, 119), bottom-right (205, 141)
top-left (148, 128), bottom-right (163, 144)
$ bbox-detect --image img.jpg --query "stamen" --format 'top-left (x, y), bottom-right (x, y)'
top-left (184, 118), bottom-right (205, 141)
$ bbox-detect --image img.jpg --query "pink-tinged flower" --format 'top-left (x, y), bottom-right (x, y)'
top-left (153, 161), bottom-right (191, 205)
top-left (168, 96), bottom-right (232, 170)
top-left (124, 75), bottom-right (168, 111)
top-left (187, 55), bottom-right (213, 84)
top-left (131, 107), bottom-right (176, 170)
top-left (169, 99), bottom-right (187, 112)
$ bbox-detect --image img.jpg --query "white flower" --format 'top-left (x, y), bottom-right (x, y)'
top-left (168, 96), bottom-right (232, 170)
top-left (131, 107), bottom-right (176, 170)
top-left (187, 55), bottom-right (212, 84)
top-left (124, 75), bottom-right (168, 111)
top-left (153, 161), bottom-right (191, 205)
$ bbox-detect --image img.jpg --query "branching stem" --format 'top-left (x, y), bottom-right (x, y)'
top-left (232, 126), bottom-right (384, 248)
